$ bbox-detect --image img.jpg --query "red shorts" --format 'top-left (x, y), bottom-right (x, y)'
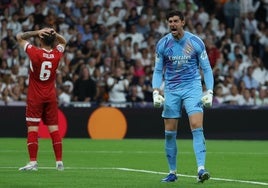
top-left (26, 101), bottom-right (58, 126)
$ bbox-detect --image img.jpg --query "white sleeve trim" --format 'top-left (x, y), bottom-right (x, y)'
top-left (24, 42), bottom-right (30, 52)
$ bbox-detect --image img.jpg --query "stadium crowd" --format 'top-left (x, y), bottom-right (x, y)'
top-left (0, 0), bottom-right (268, 107)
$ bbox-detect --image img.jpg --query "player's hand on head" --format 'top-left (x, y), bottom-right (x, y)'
top-left (201, 90), bottom-right (213, 108)
top-left (38, 28), bottom-right (55, 38)
top-left (47, 28), bottom-right (56, 35)
top-left (153, 90), bottom-right (165, 108)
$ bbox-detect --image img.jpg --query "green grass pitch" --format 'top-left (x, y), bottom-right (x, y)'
top-left (0, 138), bottom-right (267, 188)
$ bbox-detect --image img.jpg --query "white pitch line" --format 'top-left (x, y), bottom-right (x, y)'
top-left (116, 168), bottom-right (268, 186)
top-left (1, 166), bottom-right (268, 186)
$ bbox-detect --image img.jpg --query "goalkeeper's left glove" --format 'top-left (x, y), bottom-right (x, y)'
top-left (153, 90), bottom-right (165, 108)
top-left (201, 89), bottom-right (213, 108)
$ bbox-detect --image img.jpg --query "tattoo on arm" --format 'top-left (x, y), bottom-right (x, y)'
top-left (20, 31), bottom-right (37, 40)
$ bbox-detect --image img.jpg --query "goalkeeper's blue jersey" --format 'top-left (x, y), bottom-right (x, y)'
top-left (152, 31), bottom-right (214, 91)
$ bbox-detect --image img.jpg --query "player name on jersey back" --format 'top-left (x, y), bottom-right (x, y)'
top-left (43, 53), bottom-right (55, 59)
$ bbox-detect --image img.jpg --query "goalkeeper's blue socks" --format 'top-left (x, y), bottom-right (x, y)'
top-left (165, 130), bottom-right (177, 173)
top-left (192, 128), bottom-right (206, 170)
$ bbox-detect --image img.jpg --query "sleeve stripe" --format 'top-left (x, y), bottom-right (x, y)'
top-left (24, 42), bottom-right (30, 52)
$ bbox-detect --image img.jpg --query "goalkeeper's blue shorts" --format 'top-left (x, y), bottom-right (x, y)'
top-left (162, 84), bottom-right (203, 119)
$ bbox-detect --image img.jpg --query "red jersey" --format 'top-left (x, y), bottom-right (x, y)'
top-left (24, 42), bottom-right (64, 103)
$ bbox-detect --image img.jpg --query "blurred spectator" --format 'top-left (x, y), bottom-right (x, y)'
top-left (240, 0), bottom-right (260, 18)
top-left (223, 0), bottom-right (240, 29)
top-left (215, 22), bottom-right (226, 41)
top-left (9, 83), bottom-right (26, 102)
top-left (7, 12), bottom-right (22, 36)
top-left (224, 84), bottom-right (244, 105)
top-left (254, 0), bottom-right (268, 23)
top-left (86, 57), bottom-right (97, 76)
top-left (125, 7), bottom-right (140, 33)
top-left (10, 64), bottom-right (19, 84)
top-left (242, 11), bottom-right (258, 46)
top-left (57, 85), bottom-right (71, 107)
top-left (106, 6), bottom-right (125, 30)
top-left (242, 65), bottom-right (260, 90)
top-left (91, 31), bottom-right (103, 50)
top-left (24, 0), bottom-right (36, 16)
top-left (18, 57), bottom-right (29, 77)
top-left (81, 39), bottom-right (94, 60)
top-left (240, 88), bottom-right (255, 105)
top-left (251, 57), bottom-right (267, 86)
top-left (0, 59), bottom-right (11, 77)
top-left (256, 21), bottom-right (268, 63)
top-left (194, 22), bottom-right (206, 40)
top-left (139, 48), bottom-right (151, 67)
top-left (233, 54), bottom-right (248, 78)
top-left (209, 12), bottom-right (220, 32)
top-left (126, 24), bottom-right (144, 47)
top-left (204, 35), bottom-right (221, 68)
top-left (122, 49), bottom-right (136, 69)
top-left (133, 59), bottom-right (145, 78)
top-left (228, 45), bottom-right (242, 62)
top-left (237, 79), bottom-right (247, 95)
top-left (126, 85), bottom-right (143, 104)
top-left (7, 48), bottom-right (20, 68)
top-left (106, 67), bottom-right (129, 107)
top-left (140, 68), bottom-right (153, 102)
top-left (156, 11), bottom-right (169, 35)
top-left (136, 16), bottom-right (150, 36)
top-left (131, 42), bottom-right (142, 60)
top-left (0, 18), bottom-right (8, 39)
top-left (178, 0), bottom-right (198, 15)
top-left (92, 67), bottom-right (108, 104)
top-left (2, 28), bottom-right (17, 50)
top-left (56, 13), bottom-right (69, 34)
top-left (72, 65), bottom-right (97, 102)
top-left (21, 13), bottom-right (35, 32)
top-left (255, 86), bottom-right (268, 105)
top-left (80, 23), bottom-right (93, 43)
top-left (1, 86), bottom-right (13, 104)
top-left (99, 56), bottom-right (113, 77)
top-left (197, 6), bottom-right (209, 28)
top-left (213, 85), bottom-right (225, 105)
top-left (243, 45), bottom-right (255, 65)
top-left (218, 75), bottom-right (233, 97)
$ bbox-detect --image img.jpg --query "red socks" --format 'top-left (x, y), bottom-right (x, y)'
top-left (27, 131), bottom-right (38, 161)
top-left (27, 130), bottom-right (62, 162)
top-left (50, 131), bottom-right (62, 161)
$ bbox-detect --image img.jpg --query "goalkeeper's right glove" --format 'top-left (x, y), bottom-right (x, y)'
top-left (201, 89), bottom-right (213, 108)
top-left (153, 90), bottom-right (165, 108)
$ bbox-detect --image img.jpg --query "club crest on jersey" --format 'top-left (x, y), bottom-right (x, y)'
top-left (183, 42), bottom-right (193, 55)
top-left (201, 50), bottom-right (208, 60)
top-left (57, 45), bottom-right (64, 52)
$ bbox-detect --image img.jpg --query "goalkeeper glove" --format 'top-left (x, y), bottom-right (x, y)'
top-left (201, 89), bottom-right (213, 108)
top-left (153, 90), bottom-right (165, 108)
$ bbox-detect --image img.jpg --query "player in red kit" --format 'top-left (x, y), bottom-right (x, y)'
top-left (16, 27), bottom-right (67, 171)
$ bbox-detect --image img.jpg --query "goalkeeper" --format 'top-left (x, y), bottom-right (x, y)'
top-left (152, 10), bottom-right (214, 183)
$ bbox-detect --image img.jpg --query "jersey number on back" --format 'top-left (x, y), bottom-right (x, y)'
top-left (40, 61), bottom-right (52, 81)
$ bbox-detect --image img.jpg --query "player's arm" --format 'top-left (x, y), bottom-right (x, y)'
top-left (152, 44), bottom-right (165, 108)
top-left (200, 50), bottom-right (214, 108)
top-left (152, 43), bottom-right (164, 90)
top-left (16, 28), bottom-right (52, 48)
top-left (16, 30), bottom-right (38, 48)
top-left (193, 37), bottom-right (214, 107)
top-left (55, 32), bottom-right (67, 48)
top-left (199, 51), bottom-right (214, 92)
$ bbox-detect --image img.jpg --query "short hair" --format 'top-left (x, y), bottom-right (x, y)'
top-left (166, 10), bottom-right (184, 21)
top-left (41, 30), bottom-right (56, 47)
